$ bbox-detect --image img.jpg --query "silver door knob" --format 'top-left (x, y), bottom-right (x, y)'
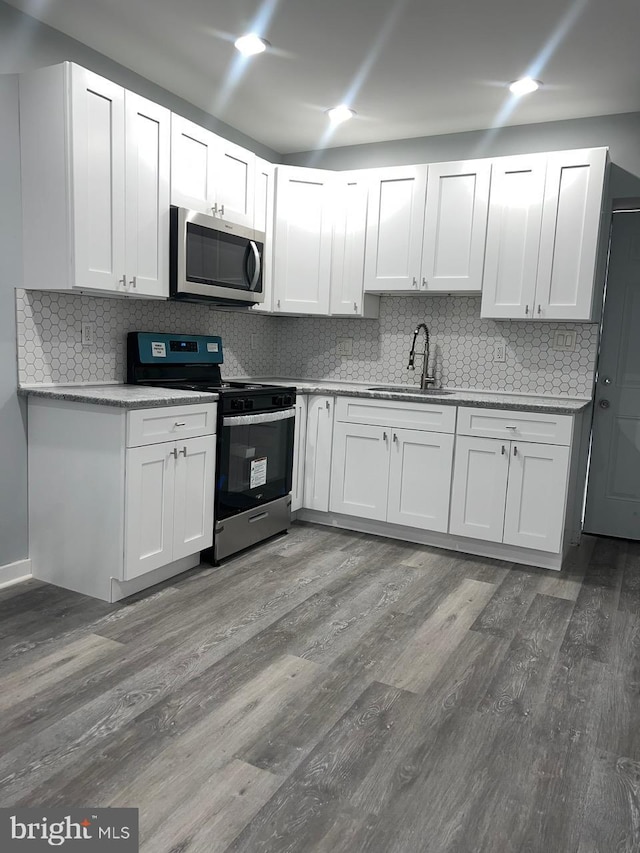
top-left (599, 399), bottom-right (610, 409)
top-left (602, 377), bottom-right (612, 385)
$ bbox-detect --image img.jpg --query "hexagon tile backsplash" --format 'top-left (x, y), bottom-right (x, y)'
top-left (16, 290), bottom-right (599, 397)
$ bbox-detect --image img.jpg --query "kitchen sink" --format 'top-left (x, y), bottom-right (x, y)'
top-left (368, 386), bottom-right (455, 395)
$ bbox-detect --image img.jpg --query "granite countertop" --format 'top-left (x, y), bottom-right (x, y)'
top-left (18, 384), bottom-right (219, 409)
top-left (235, 378), bottom-right (592, 415)
top-left (19, 380), bottom-right (592, 415)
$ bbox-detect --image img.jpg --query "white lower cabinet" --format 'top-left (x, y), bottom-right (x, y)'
top-left (303, 396), bottom-right (335, 510)
top-left (291, 396), bottom-right (308, 512)
top-left (449, 435), bottom-right (570, 553)
top-left (330, 406), bottom-right (455, 533)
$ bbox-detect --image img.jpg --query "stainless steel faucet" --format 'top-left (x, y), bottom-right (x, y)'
top-left (407, 323), bottom-right (436, 389)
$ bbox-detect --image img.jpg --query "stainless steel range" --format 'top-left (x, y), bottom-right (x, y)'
top-left (127, 332), bottom-right (296, 563)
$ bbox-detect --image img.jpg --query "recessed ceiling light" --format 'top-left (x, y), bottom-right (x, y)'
top-left (509, 77), bottom-right (542, 96)
top-left (326, 105), bottom-right (356, 125)
top-left (234, 33), bottom-right (270, 56)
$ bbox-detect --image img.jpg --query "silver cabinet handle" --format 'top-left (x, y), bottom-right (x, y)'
top-left (171, 448), bottom-right (178, 459)
top-left (211, 204), bottom-right (218, 215)
top-left (383, 431), bottom-right (388, 441)
top-left (537, 304), bottom-right (542, 315)
top-left (325, 400), bottom-right (330, 409)
top-left (513, 445), bottom-right (518, 456)
top-left (277, 299), bottom-right (281, 309)
top-left (393, 433), bottom-right (398, 443)
top-left (118, 275), bottom-right (126, 287)
top-left (501, 445), bottom-right (506, 455)
top-left (422, 277), bottom-right (427, 289)
top-left (175, 422), bottom-right (186, 427)
top-left (354, 302), bottom-right (358, 312)
top-left (412, 277), bottom-right (417, 288)
top-left (525, 304), bottom-right (529, 315)
top-left (128, 276), bottom-right (137, 289)
top-left (180, 446), bottom-right (187, 456)
top-left (220, 204), bottom-right (225, 216)
top-left (505, 425), bottom-right (517, 431)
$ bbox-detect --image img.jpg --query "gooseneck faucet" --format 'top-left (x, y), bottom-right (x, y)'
top-left (407, 323), bottom-right (436, 389)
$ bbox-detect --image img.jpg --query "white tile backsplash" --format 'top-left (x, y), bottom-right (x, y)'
top-left (16, 290), bottom-right (598, 397)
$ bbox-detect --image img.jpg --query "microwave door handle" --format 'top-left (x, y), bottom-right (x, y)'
top-left (247, 241), bottom-right (261, 291)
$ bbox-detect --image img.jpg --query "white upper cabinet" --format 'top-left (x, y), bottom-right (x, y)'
top-left (420, 159), bottom-right (491, 292)
top-left (271, 166), bottom-right (333, 315)
top-left (20, 63), bottom-right (170, 298)
top-left (252, 158), bottom-right (275, 313)
top-left (482, 148), bottom-right (608, 320)
top-left (330, 173), bottom-right (379, 317)
top-left (364, 166), bottom-right (427, 292)
top-left (481, 153), bottom-right (547, 319)
top-left (535, 148), bottom-right (609, 320)
top-left (170, 115), bottom-right (255, 227)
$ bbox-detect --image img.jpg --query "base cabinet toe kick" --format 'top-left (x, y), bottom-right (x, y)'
top-left (294, 395), bottom-right (589, 571)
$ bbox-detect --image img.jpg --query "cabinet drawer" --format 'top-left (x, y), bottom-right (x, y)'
top-left (335, 396), bottom-right (456, 434)
top-left (127, 403), bottom-right (217, 447)
top-left (456, 407), bottom-right (572, 446)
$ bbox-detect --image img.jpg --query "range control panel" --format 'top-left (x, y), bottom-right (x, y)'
top-left (131, 332), bottom-right (224, 364)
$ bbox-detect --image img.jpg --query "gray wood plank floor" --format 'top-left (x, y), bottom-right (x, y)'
top-left (0, 523), bottom-right (638, 852)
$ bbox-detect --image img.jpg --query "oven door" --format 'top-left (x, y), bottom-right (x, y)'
top-left (217, 409), bottom-right (295, 520)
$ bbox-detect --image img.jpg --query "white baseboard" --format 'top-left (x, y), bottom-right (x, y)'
top-left (0, 558), bottom-right (32, 590)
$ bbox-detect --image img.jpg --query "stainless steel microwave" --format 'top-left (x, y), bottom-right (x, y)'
top-left (170, 207), bottom-right (265, 305)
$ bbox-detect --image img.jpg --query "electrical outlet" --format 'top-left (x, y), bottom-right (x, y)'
top-left (336, 338), bottom-right (353, 357)
top-left (552, 330), bottom-right (577, 352)
top-left (493, 342), bottom-right (506, 363)
top-left (81, 322), bottom-right (95, 346)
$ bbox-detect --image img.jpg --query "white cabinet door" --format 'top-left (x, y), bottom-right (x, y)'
top-left (364, 165), bottom-right (427, 292)
top-left (172, 435), bottom-right (216, 560)
top-left (291, 396), bottom-right (308, 512)
top-left (421, 159), bottom-right (491, 292)
top-left (70, 65), bottom-right (126, 292)
top-left (124, 93), bottom-right (170, 298)
top-left (481, 154), bottom-right (547, 319)
top-left (215, 137), bottom-right (255, 228)
top-left (330, 421), bottom-right (390, 521)
top-left (252, 158), bottom-right (275, 312)
top-left (330, 173), bottom-right (371, 316)
top-left (449, 435), bottom-right (510, 542)
top-left (170, 115), bottom-right (217, 214)
top-left (535, 148), bottom-right (608, 320)
top-left (124, 443), bottom-right (175, 579)
top-left (303, 396), bottom-right (335, 510)
top-left (387, 428), bottom-right (454, 532)
top-left (272, 167), bottom-right (333, 314)
top-left (503, 441), bottom-right (570, 552)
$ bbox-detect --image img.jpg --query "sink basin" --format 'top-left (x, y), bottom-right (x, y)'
top-left (368, 386), bottom-right (454, 396)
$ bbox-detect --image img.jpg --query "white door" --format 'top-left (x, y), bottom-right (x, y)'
top-left (70, 66), bottom-right (126, 292)
top-left (172, 435), bottom-right (216, 560)
top-left (449, 435), bottom-right (509, 542)
top-left (585, 211), bottom-right (640, 539)
top-left (303, 396), bottom-right (334, 510)
top-left (124, 93), bottom-right (170, 297)
top-left (535, 148), bottom-right (608, 320)
top-left (421, 159), bottom-right (491, 292)
top-left (387, 428), bottom-right (454, 532)
top-left (363, 165), bottom-right (427, 292)
top-left (330, 173), bottom-right (368, 315)
top-left (170, 115), bottom-right (216, 214)
top-left (272, 166), bottom-right (333, 314)
top-left (481, 154), bottom-right (547, 319)
top-left (214, 137), bottom-right (255, 228)
top-left (503, 441), bottom-right (570, 552)
top-left (252, 159), bottom-right (274, 312)
top-left (291, 396), bottom-right (308, 512)
top-left (330, 422), bottom-right (389, 521)
top-left (124, 443), bottom-right (175, 579)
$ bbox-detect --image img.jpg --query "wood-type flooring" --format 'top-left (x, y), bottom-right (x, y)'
top-left (1, 522), bottom-right (639, 852)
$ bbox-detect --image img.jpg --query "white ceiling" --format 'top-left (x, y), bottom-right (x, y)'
top-left (7, 0), bottom-right (640, 154)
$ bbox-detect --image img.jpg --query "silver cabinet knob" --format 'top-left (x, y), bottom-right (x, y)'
top-left (602, 377), bottom-right (612, 385)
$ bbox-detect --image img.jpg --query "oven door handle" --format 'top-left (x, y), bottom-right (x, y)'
top-left (222, 408), bottom-right (295, 427)
top-left (245, 241), bottom-right (261, 292)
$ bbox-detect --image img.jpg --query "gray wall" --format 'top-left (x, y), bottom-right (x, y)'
top-left (0, 75), bottom-right (28, 567)
top-left (283, 111), bottom-right (640, 199)
top-left (0, 1), bottom-right (278, 161)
